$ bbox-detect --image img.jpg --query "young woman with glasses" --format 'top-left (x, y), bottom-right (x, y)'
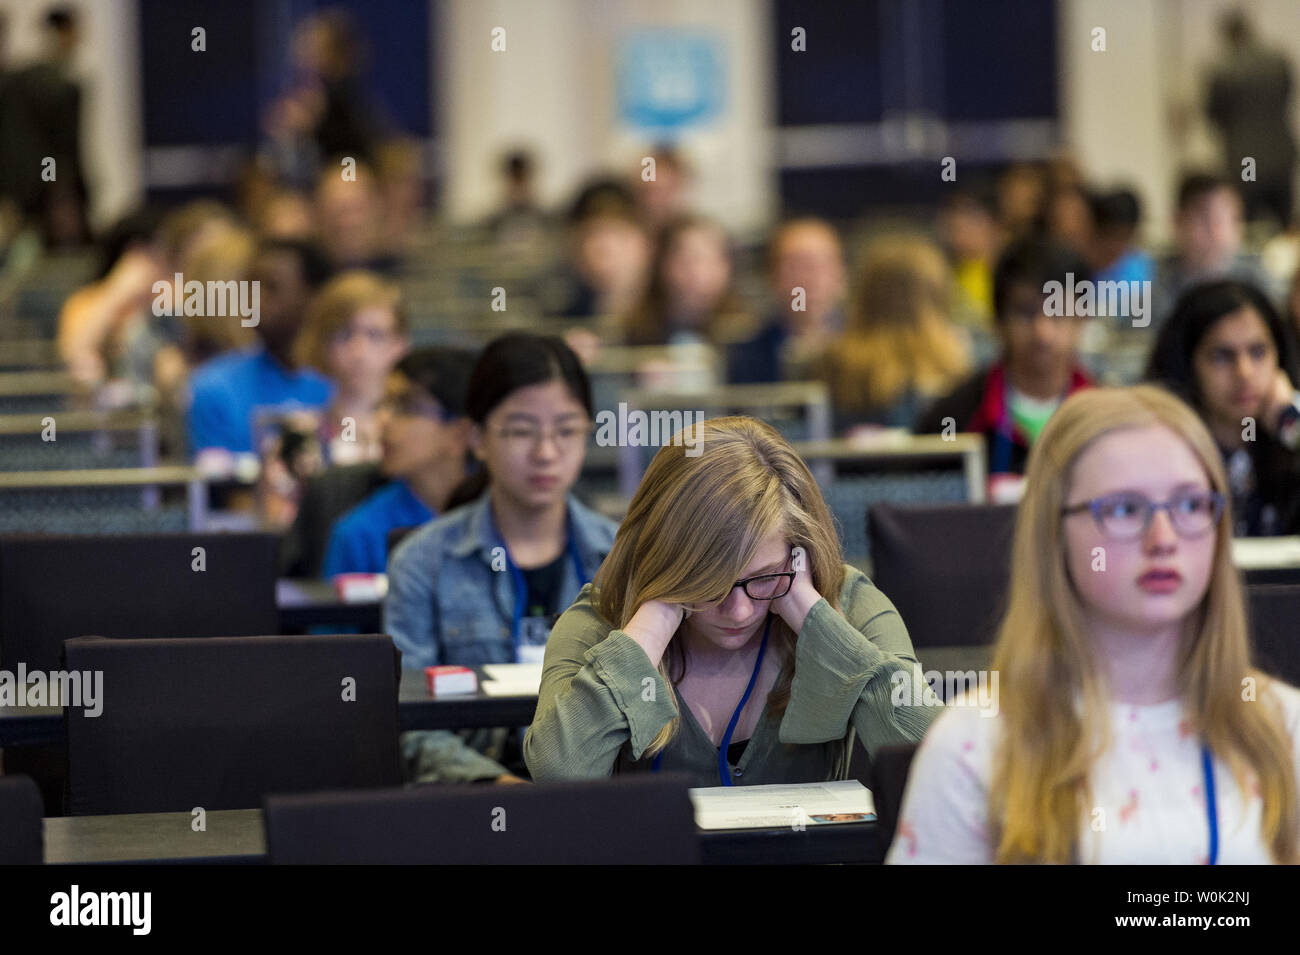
top-left (890, 385), bottom-right (1300, 863)
top-left (524, 415), bottom-right (939, 787)
top-left (385, 333), bottom-right (619, 783)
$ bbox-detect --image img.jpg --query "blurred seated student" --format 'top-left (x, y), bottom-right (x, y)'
top-left (816, 234), bottom-right (970, 432)
top-left (1154, 173), bottom-right (1272, 327)
top-left (295, 270), bottom-right (409, 466)
top-left (314, 159), bottom-right (400, 274)
top-left (914, 236), bottom-right (1094, 501)
top-left (523, 416), bottom-right (939, 785)
top-left (1089, 188), bottom-right (1154, 292)
top-left (540, 177), bottom-right (649, 322)
top-left (1145, 280), bottom-right (1300, 536)
top-left (634, 145), bottom-right (692, 235)
top-left (890, 385), bottom-right (1300, 864)
top-left (57, 201), bottom-right (233, 401)
top-left (1044, 182), bottom-right (1094, 261)
top-left (485, 148), bottom-right (552, 250)
top-left (385, 333), bottom-right (619, 783)
top-left (937, 188), bottom-right (999, 330)
top-left (321, 347), bottom-right (474, 577)
top-left (622, 214), bottom-right (751, 349)
top-left (186, 238), bottom-right (334, 460)
top-left (726, 217), bottom-right (847, 384)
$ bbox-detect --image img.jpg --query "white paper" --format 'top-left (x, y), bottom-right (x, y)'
top-left (480, 663), bottom-right (543, 696)
top-left (689, 779), bottom-right (876, 830)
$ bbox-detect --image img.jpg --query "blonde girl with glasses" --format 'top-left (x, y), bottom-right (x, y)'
top-left (889, 385), bottom-right (1300, 863)
top-left (524, 416), bottom-right (939, 787)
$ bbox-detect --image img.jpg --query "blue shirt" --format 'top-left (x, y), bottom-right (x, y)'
top-left (186, 347), bottom-right (334, 455)
top-left (322, 480), bottom-right (434, 577)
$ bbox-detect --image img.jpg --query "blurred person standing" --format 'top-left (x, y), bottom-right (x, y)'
top-left (2, 6), bottom-right (88, 245)
top-left (1206, 9), bottom-right (1297, 231)
top-left (727, 218), bottom-right (847, 384)
top-left (817, 235), bottom-right (970, 432)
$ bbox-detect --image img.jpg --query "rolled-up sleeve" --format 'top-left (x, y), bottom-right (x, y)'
top-left (779, 568), bottom-right (941, 757)
top-left (524, 590), bottom-right (678, 780)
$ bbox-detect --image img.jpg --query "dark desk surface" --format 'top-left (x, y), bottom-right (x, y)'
top-left (0, 667), bottom-right (538, 748)
top-left (43, 807), bottom-right (880, 865)
top-left (277, 578), bottom-right (382, 632)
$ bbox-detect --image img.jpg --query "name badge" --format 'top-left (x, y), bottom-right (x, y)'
top-left (516, 615), bottom-right (550, 664)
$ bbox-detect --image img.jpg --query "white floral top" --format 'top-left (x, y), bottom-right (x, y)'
top-left (887, 681), bottom-right (1300, 864)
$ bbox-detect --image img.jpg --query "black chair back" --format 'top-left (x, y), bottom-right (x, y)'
top-left (0, 533), bottom-right (278, 672)
top-left (265, 774), bottom-right (700, 864)
top-left (1248, 584), bottom-right (1300, 687)
top-left (64, 633), bottom-right (401, 815)
top-left (867, 503), bottom-right (1017, 647)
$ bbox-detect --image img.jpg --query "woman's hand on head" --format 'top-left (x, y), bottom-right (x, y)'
top-left (622, 598), bottom-right (685, 668)
top-left (773, 548), bottom-right (823, 635)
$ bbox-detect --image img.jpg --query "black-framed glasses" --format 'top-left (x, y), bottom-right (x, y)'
top-left (1061, 489), bottom-right (1225, 540)
top-left (684, 571), bottom-right (795, 613)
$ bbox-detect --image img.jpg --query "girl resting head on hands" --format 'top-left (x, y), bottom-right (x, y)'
top-left (524, 415), bottom-right (939, 787)
top-left (890, 384), bottom-right (1300, 864)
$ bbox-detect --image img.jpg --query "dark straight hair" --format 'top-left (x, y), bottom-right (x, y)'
top-left (1144, 279), bottom-right (1300, 409)
top-left (443, 333), bottom-right (594, 511)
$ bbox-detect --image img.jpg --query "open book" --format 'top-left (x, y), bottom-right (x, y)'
top-left (690, 779), bottom-right (876, 830)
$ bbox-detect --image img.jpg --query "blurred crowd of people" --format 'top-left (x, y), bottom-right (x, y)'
top-left (0, 4), bottom-right (1296, 559)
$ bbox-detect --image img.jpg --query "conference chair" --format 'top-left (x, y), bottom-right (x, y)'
top-left (0, 532), bottom-right (278, 673)
top-left (869, 743), bottom-right (919, 858)
top-left (1247, 584), bottom-right (1300, 688)
top-left (64, 633), bottom-right (402, 815)
top-left (264, 774), bottom-right (699, 864)
top-left (866, 502), bottom-right (1018, 648)
top-left (0, 775), bottom-right (44, 864)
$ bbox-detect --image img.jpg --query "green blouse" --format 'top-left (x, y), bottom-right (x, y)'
top-left (523, 564), bottom-right (941, 787)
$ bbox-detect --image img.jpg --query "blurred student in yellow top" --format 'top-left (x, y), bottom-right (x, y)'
top-left (890, 386), bottom-right (1300, 864)
top-left (817, 234), bottom-right (971, 434)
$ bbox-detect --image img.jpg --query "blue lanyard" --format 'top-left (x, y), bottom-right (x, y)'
top-left (1202, 744), bottom-right (1218, 866)
top-left (495, 520), bottom-right (589, 650)
top-left (652, 615), bottom-right (772, 785)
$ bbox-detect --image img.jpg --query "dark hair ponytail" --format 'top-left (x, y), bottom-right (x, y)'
top-left (443, 333), bottom-right (593, 512)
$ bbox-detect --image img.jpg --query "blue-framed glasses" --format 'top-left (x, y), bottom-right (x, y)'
top-left (1061, 489), bottom-right (1225, 540)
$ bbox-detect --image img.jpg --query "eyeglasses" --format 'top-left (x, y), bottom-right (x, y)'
top-left (1061, 489), bottom-right (1225, 540)
top-left (378, 393), bottom-right (448, 421)
top-left (683, 570), bottom-right (796, 613)
top-left (491, 423), bottom-right (593, 453)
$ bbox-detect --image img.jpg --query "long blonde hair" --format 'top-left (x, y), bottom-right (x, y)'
top-left (821, 234), bottom-right (970, 413)
top-left (990, 384), bottom-right (1298, 863)
top-left (592, 416), bottom-right (847, 756)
